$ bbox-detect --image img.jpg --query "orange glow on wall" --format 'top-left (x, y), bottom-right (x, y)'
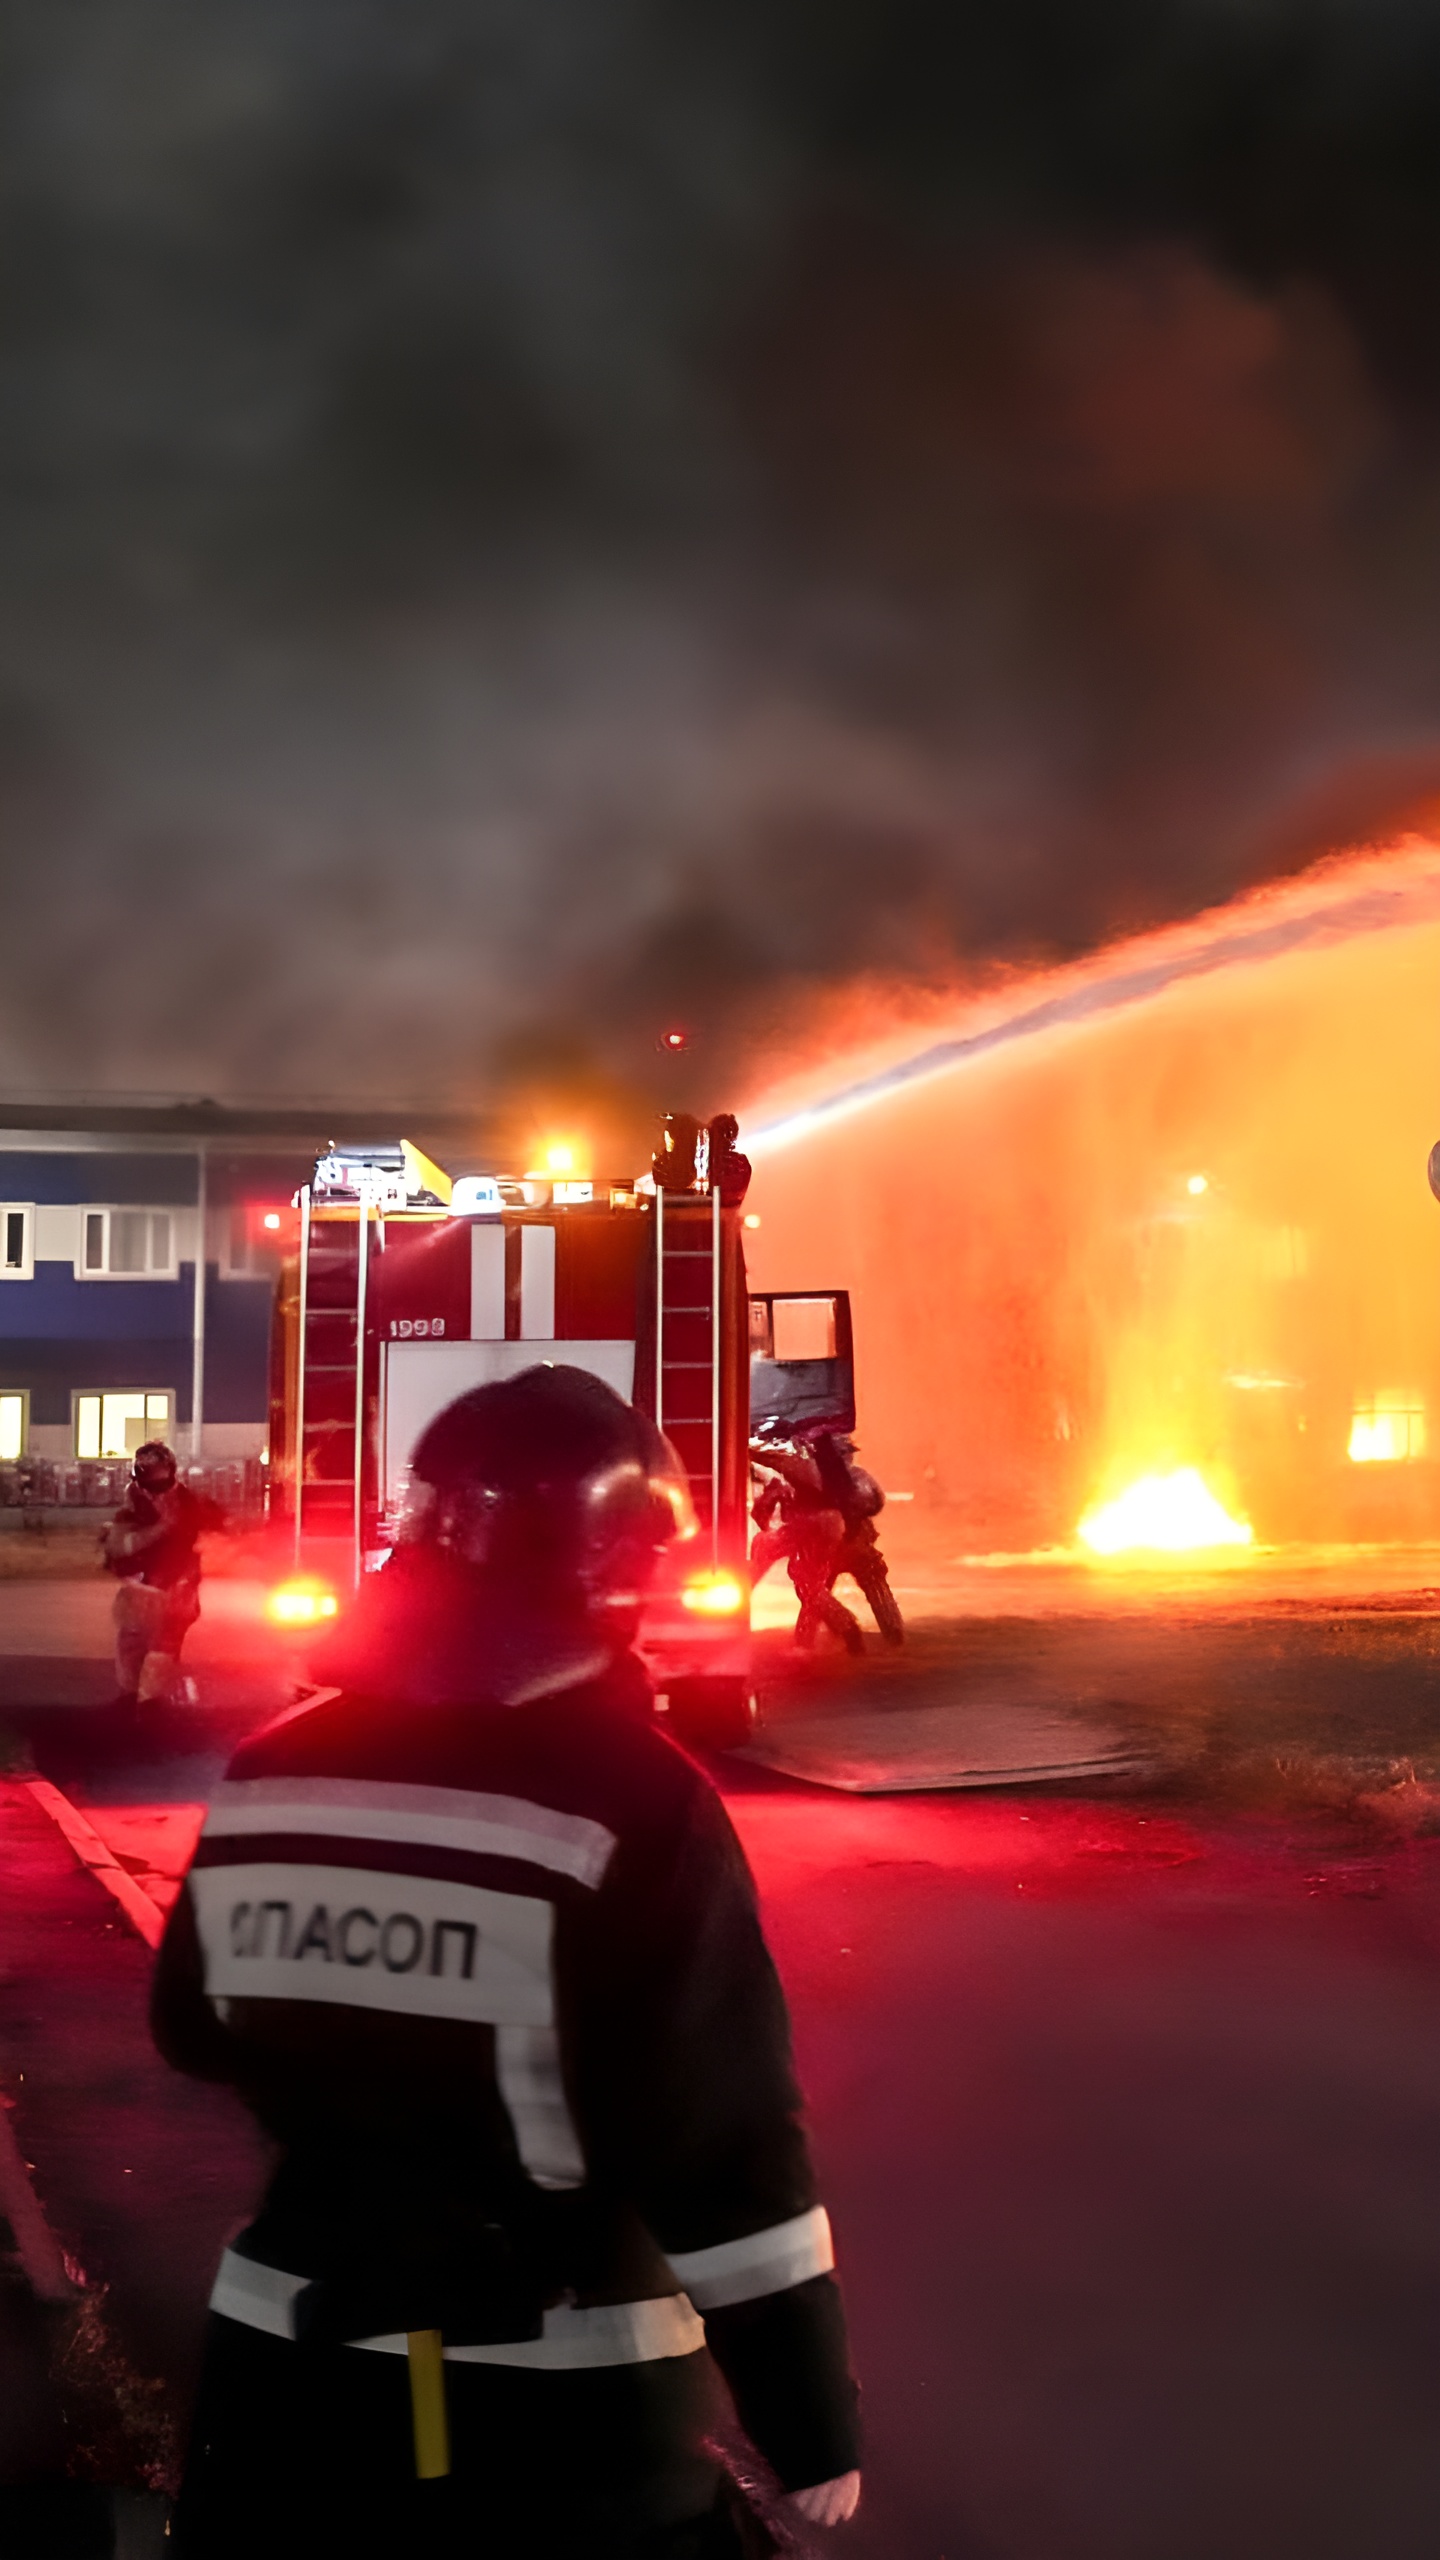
top-left (740, 847), bottom-right (1440, 1556)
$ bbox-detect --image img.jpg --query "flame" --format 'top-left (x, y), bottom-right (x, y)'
top-left (1078, 1469), bottom-right (1253, 1556)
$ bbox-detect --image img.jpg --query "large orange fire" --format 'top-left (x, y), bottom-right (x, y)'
top-left (1077, 1469), bottom-right (1253, 1558)
top-left (740, 846), bottom-right (1440, 1573)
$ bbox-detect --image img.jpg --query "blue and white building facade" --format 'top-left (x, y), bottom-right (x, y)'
top-left (0, 1131), bottom-right (296, 1470)
top-left (0, 1107), bottom-right (481, 1484)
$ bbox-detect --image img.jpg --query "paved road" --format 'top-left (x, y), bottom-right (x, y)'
top-left (1, 1580), bottom-right (1438, 2556)
top-left (737, 1778), bottom-right (1440, 2559)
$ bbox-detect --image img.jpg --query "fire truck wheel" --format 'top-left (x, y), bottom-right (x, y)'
top-left (665, 1677), bottom-right (756, 1752)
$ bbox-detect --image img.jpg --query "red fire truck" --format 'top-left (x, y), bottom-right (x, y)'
top-left (268, 1132), bottom-right (855, 1748)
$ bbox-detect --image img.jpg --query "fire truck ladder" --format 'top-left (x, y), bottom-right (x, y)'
top-left (293, 1187), bottom-right (371, 1582)
top-left (655, 1185), bottom-right (723, 1563)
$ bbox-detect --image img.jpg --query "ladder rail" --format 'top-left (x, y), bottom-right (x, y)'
top-left (655, 1185), bottom-right (664, 1430)
top-left (293, 1185), bottom-right (311, 1569)
top-left (295, 1191), bottom-right (370, 1576)
top-left (711, 1185), bottom-right (721, 1566)
top-left (353, 1205), bottom-right (370, 1587)
top-left (655, 1190), bottom-right (728, 1546)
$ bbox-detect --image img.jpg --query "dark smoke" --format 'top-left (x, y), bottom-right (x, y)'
top-left (5, 0), bottom-right (1440, 1114)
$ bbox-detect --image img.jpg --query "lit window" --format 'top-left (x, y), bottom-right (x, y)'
top-left (75, 1391), bottom-right (174, 1459)
top-left (78, 1210), bottom-right (177, 1278)
top-left (1348, 1396), bottom-right (1426, 1464)
top-left (771, 1297), bottom-right (838, 1362)
top-left (0, 1204), bottom-right (33, 1280)
top-left (0, 1393), bottom-right (26, 1460)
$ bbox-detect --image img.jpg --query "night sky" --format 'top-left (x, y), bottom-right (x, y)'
top-left (6, 1), bottom-right (1440, 1123)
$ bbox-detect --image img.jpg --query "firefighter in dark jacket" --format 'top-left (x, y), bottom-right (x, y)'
top-left (750, 1433), bottom-right (901, 1654)
top-left (152, 1365), bottom-right (861, 2557)
top-left (103, 1440), bottom-right (214, 1708)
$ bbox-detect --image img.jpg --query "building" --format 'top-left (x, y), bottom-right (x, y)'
top-left (0, 1099), bottom-right (483, 1488)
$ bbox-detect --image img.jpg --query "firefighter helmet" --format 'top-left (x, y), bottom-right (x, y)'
top-left (132, 1440), bottom-right (178, 1492)
top-left (404, 1365), bottom-right (695, 1616)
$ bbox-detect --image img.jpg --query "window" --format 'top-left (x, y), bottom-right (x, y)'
top-left (1349, 1396), bottom-right (1427, 1464)
top-left (0, 1392), bottom-right (27, 1460)
top-left (79, 1209), bottom-right (176, 1278)
top-left (75, 1392), bottom-right (174, 1459)
top-left (771, 1296), bottom-right (838, 1362)
top-left (0, 1203), bottom-right (33, 1280)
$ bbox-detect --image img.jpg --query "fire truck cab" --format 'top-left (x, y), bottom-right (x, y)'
top-left (269, 1133), bottom-right (855, 1749)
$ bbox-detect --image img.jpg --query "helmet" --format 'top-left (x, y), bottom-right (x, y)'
top-left (404, 1365), bottom-right (695, 1622)
top-left (133, 1440), bottom-right (177, 1492)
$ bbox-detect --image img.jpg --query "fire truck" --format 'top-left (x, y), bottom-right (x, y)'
top-left (268, 1129), bottom-right (855, 1749)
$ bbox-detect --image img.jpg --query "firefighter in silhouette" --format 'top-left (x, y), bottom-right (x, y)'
top-left (750, 1441), bottom-right (861, 1655)
top-left (751, 1434), bottom-right (902, 1654)
top-left (816, 1435), bottom-right (903, 1648)
top-left (652, 1112), bottom-right (702, 1190)
top-left (153, 1366), bottom-right (861, 2558)
top-left (705, 1115), bottom-right (752, 1207)
top-left (102, 1441), bottom-right (217, 1708)
top-left (650, 1113), bottom-right (752, 1208)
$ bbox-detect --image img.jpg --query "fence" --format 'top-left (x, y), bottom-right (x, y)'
top-left (0, 1459), bottom-right (269, 1519)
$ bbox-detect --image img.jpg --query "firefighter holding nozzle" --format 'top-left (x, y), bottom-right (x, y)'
top-left (152, 1366), bottom-right (861, 2556)
top-left (750, 1434), bottom-right (903, 1654)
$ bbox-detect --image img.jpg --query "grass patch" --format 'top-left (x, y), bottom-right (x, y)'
top-left (756, 1607), bottom-right (1440, 1821)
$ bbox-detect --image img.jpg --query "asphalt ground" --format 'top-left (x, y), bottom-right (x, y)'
top-left (0, 1564), bottom-right (1438, 2556)
top-left (0, 1782), bottom-right (268, 2558)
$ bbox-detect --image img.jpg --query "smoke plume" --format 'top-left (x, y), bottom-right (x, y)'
top-left (5, 1), bottom-right (1440, 1116)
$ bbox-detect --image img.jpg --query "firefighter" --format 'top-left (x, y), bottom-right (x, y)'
top-left (812, 1437), bottom-right (904, 1650)
top-left (152, 1365), bottom-right (861, 2558)
top-left (705, 1115), bottom-right (752, 1208)
top-left (102, 1440), bottom-right (214, 1708)
top-left (749, 1442), bottom-right (863, 1655)
top-left (750, 1437), bottom-right (902, 1654)
top-left (653, 1112), bottom-right (703, 1191)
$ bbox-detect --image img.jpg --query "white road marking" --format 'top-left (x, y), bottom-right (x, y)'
top-left (25, 1778), bottom-right (167, 1949)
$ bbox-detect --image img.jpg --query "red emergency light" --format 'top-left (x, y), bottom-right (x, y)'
top-left (266, 1575), bottom-right (341, 1630)
top-left (240, 1201), bottom-right (297, 1248)
top-left (680, 1569), bottom-right (747, 1616)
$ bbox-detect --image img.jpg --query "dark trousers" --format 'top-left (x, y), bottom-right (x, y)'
top-left (174, 2316), bottom-right (763, 2558)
